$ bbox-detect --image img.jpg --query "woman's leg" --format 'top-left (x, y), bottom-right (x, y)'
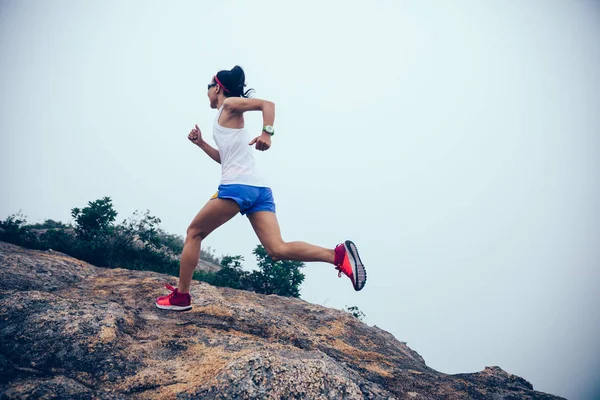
top-left (178, 198), bottom-right (240, 293)
top-left (247, 211), bottom-right (335, 264)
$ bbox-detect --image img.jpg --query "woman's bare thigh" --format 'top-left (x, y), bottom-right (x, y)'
top-left (187, 198), bottom-right (240, 240)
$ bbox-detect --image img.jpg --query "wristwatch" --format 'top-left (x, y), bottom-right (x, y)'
top-left (262, 125), bottom-right (275, 136)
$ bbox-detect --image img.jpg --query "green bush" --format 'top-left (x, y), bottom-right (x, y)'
top-left (39, 229), bottom-right (75, 254)
top-left (157, 231), bottom-right (184, 254)
top-left (0, 198), bottom-right (180, 277)
top-left (248, 245), bottom-right (305, 298)
top-left (194, 246), bottom-right (305, 298)
top-left (213, 255), bottom-right (246, 289)
top-left (1, 198), bottom-right (306, 297)
top-left (71, 197), bottom-right (117, 241)
top-left (0, 212), bottom-right (42, 249)
top-left (0, 212), bottom-right (27, 245)
top-left (193, 255), bottom-right (244, 288)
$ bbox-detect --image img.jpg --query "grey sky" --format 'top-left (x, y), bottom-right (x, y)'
top-left (1, 1), bottom-right (599, 398)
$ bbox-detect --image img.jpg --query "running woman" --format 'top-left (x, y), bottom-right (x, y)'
top-left (155, 66), bottom-right (366, 311)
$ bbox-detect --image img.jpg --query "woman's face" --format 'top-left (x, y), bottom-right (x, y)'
top-left (207, 78), bottom-right (218, 108)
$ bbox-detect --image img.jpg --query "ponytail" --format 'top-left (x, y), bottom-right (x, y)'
top-left (216, 65), bottom-right (255, 98)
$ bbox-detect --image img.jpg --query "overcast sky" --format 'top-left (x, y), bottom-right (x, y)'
top-left (1, 1), bottom-right (599, 398)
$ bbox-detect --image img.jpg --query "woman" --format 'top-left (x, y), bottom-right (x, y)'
top-left (155, 66), bottom-right (366, 311)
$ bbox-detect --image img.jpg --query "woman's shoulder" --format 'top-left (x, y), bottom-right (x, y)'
top-left (216, 106), bottom-right (245, 130)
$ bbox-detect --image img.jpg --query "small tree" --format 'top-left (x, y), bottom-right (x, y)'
top-left (69, 197), bottom-right (121, 267)
top-left (71, 197), bottom-right (117, 240)
top-left (211, 255), bottom-right (247, 289)
top-left (248, 245), bottom-right (305, 298)
top-left (122, 210), bottom-right (162, 249)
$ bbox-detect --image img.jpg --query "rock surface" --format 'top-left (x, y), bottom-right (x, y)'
top-left (196, 259), bottom-right (221, 273)
top-left (0, 241), bottom-right (563, 399)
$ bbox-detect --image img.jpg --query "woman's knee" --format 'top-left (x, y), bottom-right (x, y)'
top-left (186, 225), bottom-right (208, 241)
top-left (265, 242), bottom-right (287, 261)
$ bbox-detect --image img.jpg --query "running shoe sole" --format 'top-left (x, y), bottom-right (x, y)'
top-left (154, 303), bottom-right (192, 311)
top-left (344, 240), bottom-right (367, 291)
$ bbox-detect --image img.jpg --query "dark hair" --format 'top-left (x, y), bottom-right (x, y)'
top-left (215, 65), bottom-right (254, 98)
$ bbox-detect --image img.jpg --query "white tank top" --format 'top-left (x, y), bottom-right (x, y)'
top-left (212, 106), bottom-right (267, 187)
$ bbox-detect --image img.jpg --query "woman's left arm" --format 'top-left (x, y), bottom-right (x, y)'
top-left (223, 98), bottom-right (275, 151)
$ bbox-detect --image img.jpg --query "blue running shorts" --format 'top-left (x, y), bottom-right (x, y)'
top-left (211, 184), bottom-right (276, 215)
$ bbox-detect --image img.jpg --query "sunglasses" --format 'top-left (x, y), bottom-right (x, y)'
top-left (207, 82), bottom-right (217, 90)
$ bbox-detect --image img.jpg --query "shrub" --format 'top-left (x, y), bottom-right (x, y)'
top-left (1, 199), bottom-right (306, 297)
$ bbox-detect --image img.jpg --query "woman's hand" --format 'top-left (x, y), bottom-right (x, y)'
top-left (188, 124), bottom-right (204, 146)
top-left (249, 132), bottom-right (272, 151)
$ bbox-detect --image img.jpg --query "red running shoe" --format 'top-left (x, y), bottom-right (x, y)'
top-left (155, 284), bottom-right (192, 311)
top-left (334, 240), bottom-right (367, 291)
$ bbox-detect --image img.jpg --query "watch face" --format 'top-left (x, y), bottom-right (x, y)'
top-left (265, 126), bottom-right (274, 133)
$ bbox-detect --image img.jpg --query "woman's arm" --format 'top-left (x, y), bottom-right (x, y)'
top-left (188, 124), bottom-right (221, 164)
top-left (223, 98), bottom-right (275, 151)
top-left (197, 141), bottom-right (221, 164)
top-left (222, 97), bottom-right (275, 122)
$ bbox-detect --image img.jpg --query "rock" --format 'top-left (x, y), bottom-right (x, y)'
top-left (196, 259), bottom-right (221, 273)
top-left (0, 241), bottom-right (564, 399)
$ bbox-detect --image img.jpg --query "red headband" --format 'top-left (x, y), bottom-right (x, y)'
top-left (213, 75), bottom-right (230, 93)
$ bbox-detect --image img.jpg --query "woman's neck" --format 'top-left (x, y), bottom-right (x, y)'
top-left (216, 95), bottom-right (226, 109)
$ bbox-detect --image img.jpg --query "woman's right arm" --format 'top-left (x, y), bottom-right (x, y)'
top-left (188, 124), bottom-right (221, 164)
top-left (197, 141), bottom-right (221, 164)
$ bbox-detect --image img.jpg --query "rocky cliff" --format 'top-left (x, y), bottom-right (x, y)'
top-left (0, 241), bottom-right (563, 399)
